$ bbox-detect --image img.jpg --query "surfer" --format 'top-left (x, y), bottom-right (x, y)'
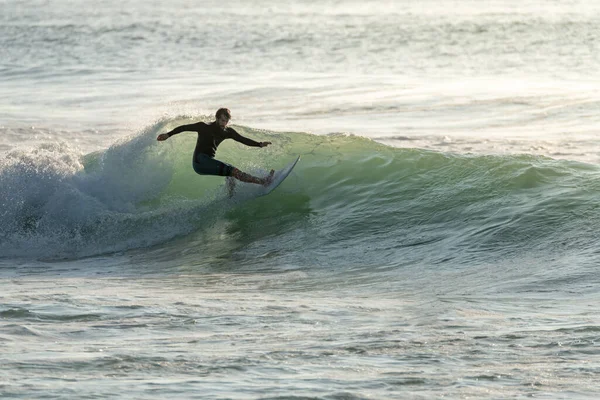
top-left (157, 108), bottom-right (274, 195)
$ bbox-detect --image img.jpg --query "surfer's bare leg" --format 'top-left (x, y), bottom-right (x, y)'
top-left (231, 168), bottom-right (275, 186)
top-left (226, 176), bottom-right (236, 197)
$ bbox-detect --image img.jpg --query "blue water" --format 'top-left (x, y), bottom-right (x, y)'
top-left (1, 1), bottom-right (600, 398)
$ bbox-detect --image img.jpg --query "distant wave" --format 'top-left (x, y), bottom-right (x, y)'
top-left (1, 116), bottom-right (599, 261)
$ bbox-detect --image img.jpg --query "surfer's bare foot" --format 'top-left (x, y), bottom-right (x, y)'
top-left (262, 169), bottom-right (275, 186)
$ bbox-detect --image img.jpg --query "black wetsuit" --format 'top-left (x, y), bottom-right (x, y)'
top-left (191, 122), bottom-right (260, 158)
top-left (168, 121), bottom-right (261, 176)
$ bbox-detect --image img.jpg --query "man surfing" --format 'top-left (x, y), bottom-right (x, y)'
top-left (157, 108), bottom-right (274, 196)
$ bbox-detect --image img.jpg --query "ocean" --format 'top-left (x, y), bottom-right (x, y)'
top-left (1, 0), bottom-right (600, 398)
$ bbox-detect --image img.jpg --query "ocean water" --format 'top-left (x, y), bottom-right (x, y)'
top-left (1, 0), bottom-right (600, 398)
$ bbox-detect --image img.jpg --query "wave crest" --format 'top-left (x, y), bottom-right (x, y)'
top-left (1, 117), bottom-right (599, 260)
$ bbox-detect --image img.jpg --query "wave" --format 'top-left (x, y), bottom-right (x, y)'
top-left (1, 116), bottom-right (600, 261)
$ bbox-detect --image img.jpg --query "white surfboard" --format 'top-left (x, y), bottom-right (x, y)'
top-left (258, 155), bottom-right (300, 197)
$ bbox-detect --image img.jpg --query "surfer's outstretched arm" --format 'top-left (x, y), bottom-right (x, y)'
top-left (157, 123), bottom-right (200, 141)
top-left (229, 128), bottom-right (271, 148)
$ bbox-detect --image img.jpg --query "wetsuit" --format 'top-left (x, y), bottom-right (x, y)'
top-left (168, 121), bottom-right (262, 176)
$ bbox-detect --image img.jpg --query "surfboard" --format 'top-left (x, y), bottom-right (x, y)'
top-left (258, 155), bottom-right (300, 197)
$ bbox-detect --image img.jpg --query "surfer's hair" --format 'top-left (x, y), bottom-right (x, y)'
top-left (216, 108), bottom-right (231, 120)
